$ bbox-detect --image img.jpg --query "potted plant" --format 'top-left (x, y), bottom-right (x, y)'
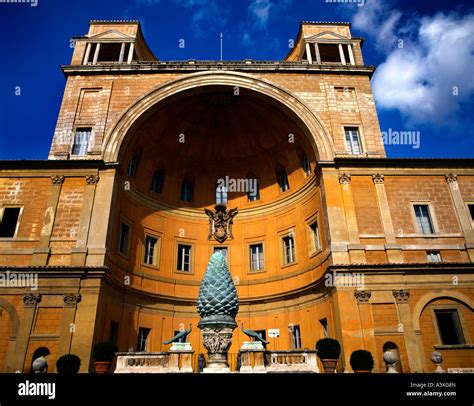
top-left (350, 349), bottom-right (374, 373)
top-left (92, 341), bottom-right (118, 374)
top-left (316, 338), bottom-right (341, 373)
top-left (56, 354), bottom-right (81, 374)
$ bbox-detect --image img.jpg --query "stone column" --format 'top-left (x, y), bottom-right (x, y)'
top-left (372, 174), bottom-right (403, 263)
top-left (305, 43), bottom-right (313, 64)
top-left (92, 42), bottom-right (101, 65)
top-left (71, 175), bottom-right (99, 266)
top-left (445, 173), bottom-right (474, 261)
top-left (12, 293), bottom-right (42, 372)
top-left (338, 43), bottom-right (346, 65)
top-left (119, 42), bottom-right (126, 63)
top-left (127, 43), bottom-right (135, 64)
top-left (83, 43), bottom-right (92, 65)
top-left (314, 43), bottom-right (321, 64)
top-left (57, 293), bottom-right (82, 358)
top-left (32, 175), bottom-right (64, 266)
top-left (347, 44), bottom-right (355, 65)
top-left (393, 290), bottom-right (424, 372)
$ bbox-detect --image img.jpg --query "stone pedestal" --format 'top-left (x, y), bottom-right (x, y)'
top-left (239, 344), bottom-right (266, 373)
top-left (168, 343), bottom-right (194, 372)
top-left (198, 315), bottom-right (236, 373)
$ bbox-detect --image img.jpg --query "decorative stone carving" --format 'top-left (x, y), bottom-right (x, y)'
top-left (372, 173), bottom-right (385, 184)
top-left (393, 289), bottom-right (410, 303)
top-left (445, 173), bottom-right (457, 183)
top-left (197, 252), bottom-right (238, 372)
top-left (50, 175), bottom-right (65, 185)
top-left (85, 175), bottom-right (100, 185)
top-left (204, 204), bottom-right (238, 243)
top-left (63, 293), bottom-right (82, 307)
top-left (338, 173), bottom-right (351, 184)
top-left (354, 290), bottom-right (371, 303)
top-left (23, 293), bottom-right (42, 307)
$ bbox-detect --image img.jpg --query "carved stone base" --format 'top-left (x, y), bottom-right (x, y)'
top-left (199, 323), bottom-right (235, 371)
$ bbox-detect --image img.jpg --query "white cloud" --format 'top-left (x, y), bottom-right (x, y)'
top-left (174, 0), bottom-right (229, 36)
top-left (248, 0), bottom-right (292, 30)
top-left (352, 0), bottom-right (474, 125)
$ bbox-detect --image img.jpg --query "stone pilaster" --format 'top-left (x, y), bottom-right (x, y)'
top-left (12, 293), bottom-right (42, 372)
top-left (392, 289), bottom-right (423, 372)
top-left (71, 175), bottom-right (100, 266)
top-left (444, 173), bottom-right (474, 261)
top-left (32, 176), bottom-right (64, 266)
top-left (372, 174), bottom-right (403, 263)
top-left (57, 293), bottom-right (82, 357)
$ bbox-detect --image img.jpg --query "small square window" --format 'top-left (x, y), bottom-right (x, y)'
top-left (0, 208), bottom-right (21, 238)
top-left (427, 251), bottom-right (442, 263)
top-left (71, 128), bottom-right (91, 156)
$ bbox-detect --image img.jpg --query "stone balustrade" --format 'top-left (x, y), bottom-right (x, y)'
top-left (266, 350), bottom-right (319, 373)
top-left (114, 351), bottom-right (193, 373)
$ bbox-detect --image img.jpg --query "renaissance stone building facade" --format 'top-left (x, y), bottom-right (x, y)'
top-left (0, 20), bottom-right (473, 373)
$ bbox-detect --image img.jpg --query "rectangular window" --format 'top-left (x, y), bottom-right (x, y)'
top-left (118, 222), bottom-right (130, 255)
top-left (468, 204), bottom-right (474, 223)
top-left (137, 327), bottom-right (151, 352)
top-left (109, 321), bottom-right (120, 346)
top-left (0, 207), bottom-right (21, 238)
top-left (177, 244), bottom-right (191, 272)
top-left (427, 251), bottom-right (442, 263)
top-left (302, 155), bottom-right (311, 176)
top-left (344, 127), bottom-right (362, 155)
top-left (414, 204), bottom-right (434, 234)
top-left (282, 235), bottom-right (296, 265)
top-left (278, 171), bottom-right (289, 192)
top-left (248, 179), bottom-right (260, 202)
top-left (216, 185), bottom-right (228, 205)
top-left (180, 182), bottom-right (194, 203)
top-left (213, 246), bottom-right (228, 264)
top-left (71, 128), bottom-right (91, 156)
top-left (310, 221), bottom-right (321, 252)
top-left (127, 156), bottom-right (138, 178)
top-left (151, 171), bottom-right (165, 193)
top-left (319, 318), bottom-right (328, 338)
top-left (249, 243), bottom-right (264, 272)
top-left (434, 309), bottom-right (465, 345)
top-left (290, 325), bottom-right (302, 349)
top-left (144, 235), bottom-right (158, 266)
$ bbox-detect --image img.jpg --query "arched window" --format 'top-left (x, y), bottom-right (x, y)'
top-left (247, 173), bottom-right (260, 202)
top-left (127, 151), bottom-right (141, 178)
top-left (180, 178), bottom-right (194, 203)
top-left (215, 178), bottom-right (228, 204)
top-left (151, 169), bottom-right (165, 193)
top-left (276, 165), bottom-right (290, 193)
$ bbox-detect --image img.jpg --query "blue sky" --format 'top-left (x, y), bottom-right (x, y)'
top-left (0, 0), bottom-right (472, 159)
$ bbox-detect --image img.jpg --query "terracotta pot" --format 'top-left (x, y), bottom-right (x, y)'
top-left (353, 370), bottom-right (372, 373)
top-left (321, 359), bottom-right (338, 373)
top-left (94, 361), bottom-right (112, 374)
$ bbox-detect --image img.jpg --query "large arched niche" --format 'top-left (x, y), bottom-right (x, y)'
top-left (103, 71), bottom-right (334, 163)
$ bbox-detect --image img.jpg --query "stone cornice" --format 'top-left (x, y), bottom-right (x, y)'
top-left (61, 62), bottom-right (376, 77)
